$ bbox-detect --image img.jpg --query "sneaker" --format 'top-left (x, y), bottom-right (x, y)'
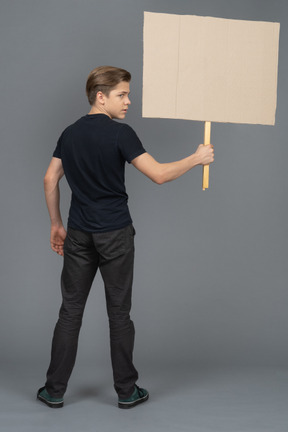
top-left (37, 387), bottom-right (64, 408)
top-left (118, 385), bottom-right (149, 409)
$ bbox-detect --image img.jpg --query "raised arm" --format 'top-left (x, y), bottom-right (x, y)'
top-left (131, 144), bottom-right (214, 185)
top-left (43, 157), bottom-right (66, 256)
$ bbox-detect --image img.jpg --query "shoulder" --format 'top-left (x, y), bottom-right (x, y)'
top-left (117, 122), bottom-right (139, 138)
top-left (118, 122), bottom-right (135, 132)
top-left (59, 116), bottom-right (85, 140)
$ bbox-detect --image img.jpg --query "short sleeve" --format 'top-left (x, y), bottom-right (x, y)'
top-left (52, 132), bottom-right (64, 159)
top-left (118, 124), bottom-right (146, 163)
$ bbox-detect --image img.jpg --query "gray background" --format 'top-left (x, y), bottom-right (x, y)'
top-left (0, 0), bottom-right (287, 431)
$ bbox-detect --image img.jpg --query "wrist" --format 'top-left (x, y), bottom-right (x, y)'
top-left (51, 219), bottom-right (63, 228)
top-left (190, 152), bottom-right (201, 167)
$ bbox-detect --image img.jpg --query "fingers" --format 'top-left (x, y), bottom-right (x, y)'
top-left (210, 145), bottom-right (215, 161)
top-left (51, 242), bottom-right (64, 256)
top-left (204, 144), bottom-right (214, 164)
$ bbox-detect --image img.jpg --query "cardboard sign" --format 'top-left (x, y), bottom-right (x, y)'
top-left (143, 12), bottom-right (280, 125)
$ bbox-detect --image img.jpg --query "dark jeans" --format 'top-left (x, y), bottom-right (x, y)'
top-left (45, 224), bottom-right (139, 400)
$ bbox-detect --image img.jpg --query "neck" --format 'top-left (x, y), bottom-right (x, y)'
top-left (88, 105), bottom-right (111, 118)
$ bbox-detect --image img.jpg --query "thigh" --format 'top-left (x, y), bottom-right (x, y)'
top-left (61, 228), bottom-right (99, 305)
top-left (94, 225), bottom-right (135, 311)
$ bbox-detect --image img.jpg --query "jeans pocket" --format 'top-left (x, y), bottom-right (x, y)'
top-left (94, 225), bottom-right (134, 261)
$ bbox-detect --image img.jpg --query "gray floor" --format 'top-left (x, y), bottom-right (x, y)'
top-left (1, 362), bottom-right (287, 432)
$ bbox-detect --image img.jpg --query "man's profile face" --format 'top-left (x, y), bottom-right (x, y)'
top-left (102, 81), bottom-right (131, 119)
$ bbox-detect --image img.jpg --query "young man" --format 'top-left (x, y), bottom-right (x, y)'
top-left (38, 66), bottom-right (214, 410)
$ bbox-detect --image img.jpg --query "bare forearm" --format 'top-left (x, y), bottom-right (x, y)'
top-left (155, 153), bottom-right (201, 184)
top-left (132, 144), bottom-right (214, 185)
top-left (43, 157), bottom-right (66, 254)
top-left (44, 157), bottom-right (65, 226)
top-left (132, 151), bottom-right (203, 185)
top-left (44, 179), bottom-right (63, 226)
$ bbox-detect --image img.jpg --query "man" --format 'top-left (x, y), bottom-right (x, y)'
top-left (37, 66), bottom-right (214, 410)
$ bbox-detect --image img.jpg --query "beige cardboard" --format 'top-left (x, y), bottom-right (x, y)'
top-left (143, 12), bottom-right (280, 125)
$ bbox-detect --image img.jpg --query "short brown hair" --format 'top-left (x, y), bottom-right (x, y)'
top-left (86, 66), bottom-right (131, 105)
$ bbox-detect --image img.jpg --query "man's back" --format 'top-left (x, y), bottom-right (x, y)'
top-left (53, 113), bottom-right (145, 232)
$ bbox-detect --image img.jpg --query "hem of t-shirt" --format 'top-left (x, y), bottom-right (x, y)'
top-left (127, 149), bottom-right (147, 164)
top-left (67, 220), bottom-right (133, 234)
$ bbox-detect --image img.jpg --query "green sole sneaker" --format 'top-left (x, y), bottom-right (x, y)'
top-left (37, 387), bottom-right (64, 408)
top-left (118, 385), bottom-right (149, 409)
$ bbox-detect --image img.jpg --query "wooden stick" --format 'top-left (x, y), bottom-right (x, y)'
top-left (202, 121), bottom-right (211, 190)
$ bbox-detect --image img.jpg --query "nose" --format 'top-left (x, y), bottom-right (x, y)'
top-left (126, 96), bottom-right (131, 105)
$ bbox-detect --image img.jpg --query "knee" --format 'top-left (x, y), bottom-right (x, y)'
top-left (58, 305), bottom-right (84, 332)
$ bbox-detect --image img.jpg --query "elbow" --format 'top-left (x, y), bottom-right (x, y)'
top-left (154, 177), bottom-right (165, 185)
top-left (152, 173), bottom-right (166, 185)
top-left (43, 175), bottom-right (49, 190)
top-left (154, 167), bottom-right (171, 185)
top-left (44, 173), bottom-right (57, 191)
top-left (43, 174), bottom-right (51, 190)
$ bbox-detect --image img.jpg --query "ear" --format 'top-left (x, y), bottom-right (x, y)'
top-left (96, 91), bottom-right (106, 105)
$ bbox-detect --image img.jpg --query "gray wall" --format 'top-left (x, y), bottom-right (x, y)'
top-left (0, 0), bottom-right (287, 370)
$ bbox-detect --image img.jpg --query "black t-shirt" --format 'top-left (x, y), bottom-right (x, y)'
top-left (53, 114), bottom-right (146, 232)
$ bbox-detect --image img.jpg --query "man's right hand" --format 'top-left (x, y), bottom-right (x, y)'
top-left (195, 144), bottom-right (215, 165)
top-left (50, 224), bottom-right (67, 256)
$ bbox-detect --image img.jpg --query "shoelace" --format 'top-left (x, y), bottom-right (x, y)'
top-left (135, 385), bottom-right (145, 397)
